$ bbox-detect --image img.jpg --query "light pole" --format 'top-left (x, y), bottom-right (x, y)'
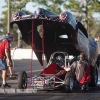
top-left (18, 2), bottom-right (27, 48)
top-left (8, 0), bottom-right (11, 33)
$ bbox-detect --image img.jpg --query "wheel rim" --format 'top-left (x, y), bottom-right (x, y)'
top-left (22, 73), bottom-right (27, 89)
top-left (70, 80), bottom-right (73, 90)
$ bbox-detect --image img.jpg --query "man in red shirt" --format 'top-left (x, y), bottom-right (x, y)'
top-left (6, 33), bottom-right (16, 78)
top-left (0, 33), bottom-right (12, 88)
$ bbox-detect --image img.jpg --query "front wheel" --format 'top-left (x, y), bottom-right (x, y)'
top-left (64, 71), bottom-right (73, 92)
top-left (18, 71), bottom-right (27, 89)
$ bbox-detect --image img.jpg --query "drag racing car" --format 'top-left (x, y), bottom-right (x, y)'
top-left (18, 52), bottom-right (73, 92)
top-left (10, 8), bottom-right (99, 91)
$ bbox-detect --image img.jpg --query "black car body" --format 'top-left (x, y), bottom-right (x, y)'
top-left (10, 8), bottom-right (100, 66)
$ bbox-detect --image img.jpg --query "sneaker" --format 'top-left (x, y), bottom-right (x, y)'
top-left (1, 83), bottom-right (11, 88)
top-left (81, 85), bottom-right (85, 91)
top-left (9, 74), bottom-right (17, 78)
top-left (81, 84), bottom-right (89, 91)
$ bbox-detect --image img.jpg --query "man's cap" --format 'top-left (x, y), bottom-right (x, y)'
top-left (6, 33), bottom-right (13, 39)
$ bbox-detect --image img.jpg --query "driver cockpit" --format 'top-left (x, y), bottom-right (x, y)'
top-left (47, 52), bottom-right (69, 68)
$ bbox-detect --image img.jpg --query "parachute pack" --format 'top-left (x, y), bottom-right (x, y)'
top-left (79, 63), bottom-right (91, 85)
top-left (75, 60), bottom-right (91, 85)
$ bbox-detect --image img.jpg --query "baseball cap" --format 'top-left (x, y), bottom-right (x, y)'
top-left (6, 33), bottom-right (13, 39)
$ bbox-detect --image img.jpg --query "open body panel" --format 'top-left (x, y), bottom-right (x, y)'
top-left (10, 8), bottom-right (99, 66)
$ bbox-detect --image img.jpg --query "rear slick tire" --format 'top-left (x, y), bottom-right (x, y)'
top-left (89, 65), bottom-right (98, 87)
top-left (64, 71), bottom-right (73, 92)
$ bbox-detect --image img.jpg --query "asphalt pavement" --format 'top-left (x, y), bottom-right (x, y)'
top-left (0, 59), bottom-right (100, 100)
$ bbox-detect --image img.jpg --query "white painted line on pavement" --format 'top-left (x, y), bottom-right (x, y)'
top-left (0, 89), bottom-right (37, 94)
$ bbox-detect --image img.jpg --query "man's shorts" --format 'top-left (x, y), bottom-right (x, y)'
top-left (0, 58), bottom-right (8, 70)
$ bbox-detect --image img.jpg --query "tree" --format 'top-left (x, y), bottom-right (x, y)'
top-left (0, 0), bottom-right (32, 47)
top-left (63, 0), bottom-right (100, 37)
top-left (31, 0), bottom-right (100, 38)
top-left (1, 0), bottom-right (100, 40)
top-left (0, 0), bottom-right (31, 34)
top-left (31, 0), bottom-right (64, 14)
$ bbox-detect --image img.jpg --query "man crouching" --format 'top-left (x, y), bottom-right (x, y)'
top-left (64, 53), bottom-right (91, 91)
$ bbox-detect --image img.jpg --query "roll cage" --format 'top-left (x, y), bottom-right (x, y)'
top-left (47, 51), bottom-right (71, 68)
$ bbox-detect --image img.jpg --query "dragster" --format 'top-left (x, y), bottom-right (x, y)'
top-left (10, 8), bottom-right (100, 91)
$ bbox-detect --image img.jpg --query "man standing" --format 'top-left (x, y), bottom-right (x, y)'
top-left (0, 33), bottom-right (12, 88)
top-left (5, 33), bottom-right (16, 78)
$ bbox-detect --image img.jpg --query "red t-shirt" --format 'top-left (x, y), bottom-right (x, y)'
top-left (0, 39), bottom-right (10, 58)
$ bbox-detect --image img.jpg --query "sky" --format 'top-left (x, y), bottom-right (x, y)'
top-left (0, 1), bottom-right (6, 18)
top-left (0, 1), bottom-right (38, 18)
top-left (0, 0), bottom-right (100, 19)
